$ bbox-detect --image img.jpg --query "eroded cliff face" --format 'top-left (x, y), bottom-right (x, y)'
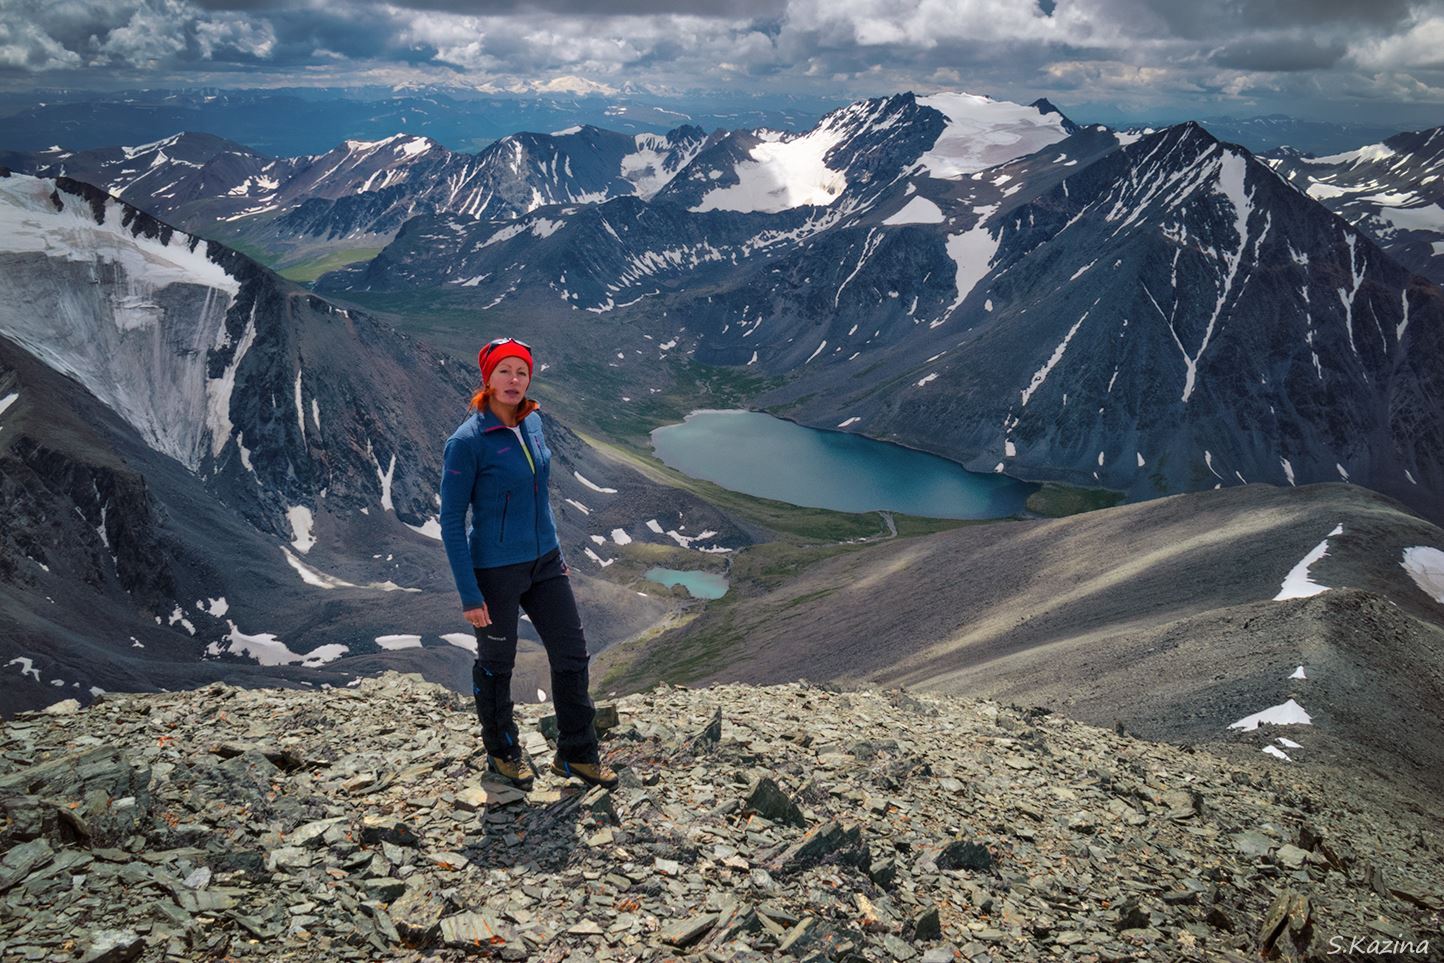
top-left (1, 673), bottom-right (1441, 961)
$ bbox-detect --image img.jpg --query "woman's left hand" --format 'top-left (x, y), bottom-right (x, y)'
top-left (560, 560), bottom-right (570, 577)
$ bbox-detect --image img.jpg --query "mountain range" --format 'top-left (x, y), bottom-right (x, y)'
top-left (0, 86), bottom-right (830, 156)
top-left (302, 97), bottom-right (1441, 525)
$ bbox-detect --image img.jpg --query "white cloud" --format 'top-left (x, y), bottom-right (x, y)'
top-left (97, 0), bottom-right (190, 67)
top-left (1351, 15), bottom-right (1444, 70)
top-left (0, 21), bottom-right (84, 70)
top-left (194, 17), bottom-right (277, 61)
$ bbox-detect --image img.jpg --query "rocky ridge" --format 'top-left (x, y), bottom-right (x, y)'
top-left (2, 673), bottom-right (1442, 962)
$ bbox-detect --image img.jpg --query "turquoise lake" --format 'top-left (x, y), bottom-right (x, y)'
top-left (650, 410), bottom-right (1036, 519)
top-left (644, 567), bottom-right (730, 599)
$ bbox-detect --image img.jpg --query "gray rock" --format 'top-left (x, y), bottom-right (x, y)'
top-left (288, 816), bottom-right (345, 848)
top-left (1232, 830), bottom-right (1276, 858)
top-left (1275, 844), bottom-right (1310, 870)
top-left (390, 881), bottom-right (448, 946)
top-left (744, 776), bottom-right (806, 829)
top-left (685, 707), bottom-right (724, 753)
top-left (769, 820), bottom-right (868, 874)
top-left (661, 912), bottom-right (719, 947)
top-left (361, 877), bottom-right (408, 902)
top-left (883, 933), bottom-right (918, 959)
top-left (0, 838), bottom-right (54, 892)
top-left (937, 839), bottom-right (992, 872)
top-left (439, 910), bottom-right (510, 946)
top-left (594, 704), bottom-right (621, 734)
top-left (910, 906), bottom-right (941, 941)
top-left (359, 815), bottom-right (419, 846)
top-left (78, 928), bottom-right (144, 963)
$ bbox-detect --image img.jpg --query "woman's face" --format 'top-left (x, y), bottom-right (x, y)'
top-left (488, 357), bottom-right (531, 405)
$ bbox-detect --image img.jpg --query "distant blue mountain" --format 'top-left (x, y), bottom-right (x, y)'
top-left (1189, 115), bottom-right (1401, 156)
top-left (0, 87), bottom-right (833, 156)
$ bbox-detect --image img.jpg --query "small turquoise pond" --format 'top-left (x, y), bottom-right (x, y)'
top-left (644, 567), bottom-right (730, 599)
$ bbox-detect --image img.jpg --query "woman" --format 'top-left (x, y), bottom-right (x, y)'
top-left (439, 337), bottom-right (618, 791)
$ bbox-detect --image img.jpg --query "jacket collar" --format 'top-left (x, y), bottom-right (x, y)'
top-left (478, 398), bottom-right (540, 432)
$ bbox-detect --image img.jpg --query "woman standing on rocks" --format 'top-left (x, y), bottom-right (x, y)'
top-left (439, 337), bottom-right (618, 791)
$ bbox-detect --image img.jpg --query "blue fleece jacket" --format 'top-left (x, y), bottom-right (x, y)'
top-left (439, 405), bottom-right (562, 609)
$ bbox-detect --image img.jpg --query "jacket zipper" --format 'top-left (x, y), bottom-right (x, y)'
top-left (499, 492), bottom-right (511, 544)
top-left (526, 431), bottom-right (542, 557)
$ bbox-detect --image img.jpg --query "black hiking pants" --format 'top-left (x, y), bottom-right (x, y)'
top-left (471, 548), bottom-right (599, 764)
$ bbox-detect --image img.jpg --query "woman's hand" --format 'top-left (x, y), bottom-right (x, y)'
top-left (464, 604), bottom-right (492, 628)
top-left (560, 560), bottom-right (570, 577)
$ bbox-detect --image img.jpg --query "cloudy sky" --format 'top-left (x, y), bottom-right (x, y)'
top-left (1, 0), bottom-right (1442, 124)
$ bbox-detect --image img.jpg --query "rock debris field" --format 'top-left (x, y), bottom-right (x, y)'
top-left (1, 672), bottom-right (1441, 962)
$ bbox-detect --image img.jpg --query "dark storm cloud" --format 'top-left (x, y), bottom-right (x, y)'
top-left (1133, 0), bottom-right (1414, 39)
top-left (1210, 36), bottom-right (1349, 73)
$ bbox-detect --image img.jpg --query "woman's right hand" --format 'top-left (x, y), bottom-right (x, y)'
top-left (464, 604), bottom-right (491, 628)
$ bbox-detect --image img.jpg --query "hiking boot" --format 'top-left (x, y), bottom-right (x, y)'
top-left (550, 757), bottom-right (619, 790)
top-left (486, 752), bottom-right (536, 791)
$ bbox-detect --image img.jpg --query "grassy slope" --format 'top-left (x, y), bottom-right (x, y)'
top-left (278, 248), bottom-right (385, 284)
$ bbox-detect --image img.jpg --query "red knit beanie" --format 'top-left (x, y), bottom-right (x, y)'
top-left (479, 339), bottom-right (534, 384)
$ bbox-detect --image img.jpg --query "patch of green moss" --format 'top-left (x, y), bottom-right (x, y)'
top-left (1025, 482), bottom-right (1125, 517)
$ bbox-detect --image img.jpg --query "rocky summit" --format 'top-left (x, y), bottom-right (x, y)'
top-left (1, 673), bottom-right (1441, 962)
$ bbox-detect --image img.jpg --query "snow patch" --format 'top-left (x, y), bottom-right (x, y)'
top-left (404, 516), bottom-right (443, 541)
top-left (282, 547), bottom-right (420, 592)
top-left (287, 506), bottom-right (316, 554)
top-left (1401, 546), bottom-right (1444, 603)
top-left (7, 657), bottom-right (41, 681)
top-left (208, 621), bottom-right (348, 667)
top-left (167, 604), bottom-right (196, 636)
top-left (883, 196), bottom-right (944, 225)
top-left (692, 124), bottom-right (848, 213)
top-left (1020, 312), bottom-right (1087, 406)
top-left (574, 471), bottom-right (618, 493)
top-left (1274, 524), bottom-right (1343, 600)
top-left (916, 93), bottom-right (1069, 177)
top-left (375, 634), bottom-right (423, 650)
top-left (205, 310), bottom-right (257, 462)
top-left (1228, 699), bottom-right (1312, 731)
top-left (440, 632), bottom-right (476, 654)
top-left (939, 212), bottom-right (999, 324)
